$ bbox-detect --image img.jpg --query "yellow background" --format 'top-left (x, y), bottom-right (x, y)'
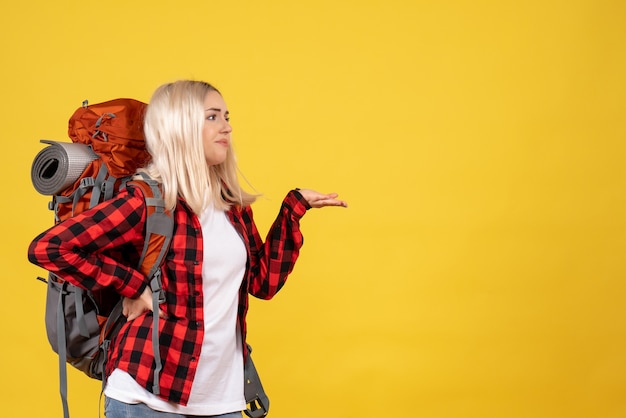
top-left (1, 1), bottom-right (625, 417)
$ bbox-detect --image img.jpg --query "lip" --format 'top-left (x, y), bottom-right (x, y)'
top-left (215, 139), bottom-right (229, 146)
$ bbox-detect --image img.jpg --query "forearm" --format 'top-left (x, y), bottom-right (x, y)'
top-left (27, 190), bottom-right (149, 298)
top-left (248, 190), bottom-right (309, 299)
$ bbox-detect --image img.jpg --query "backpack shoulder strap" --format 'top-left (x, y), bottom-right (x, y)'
top-left (125, 173), bottom-right (173, 395)
top-left (127, 174), bottom-right (174, 278)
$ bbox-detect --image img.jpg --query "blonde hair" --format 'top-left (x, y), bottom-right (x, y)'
top-left (139, 80), bottom-right (257, 214)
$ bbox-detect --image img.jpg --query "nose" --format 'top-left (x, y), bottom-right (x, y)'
top-left (221, 118), bottom-right (232, 133)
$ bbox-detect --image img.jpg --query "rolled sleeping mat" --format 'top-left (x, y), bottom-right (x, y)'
top-left (31, 140), bottom-right (99, 195)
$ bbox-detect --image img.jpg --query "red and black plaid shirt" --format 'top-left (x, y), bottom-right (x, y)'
top-left (28, 185), bottom-right (309, 405)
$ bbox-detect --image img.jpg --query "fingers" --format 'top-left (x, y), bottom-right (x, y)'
top-left (310, 194), bottom-right (348, 208)
top-left (297, 189), bottom-right (348, 208)
top-left (126, 308), bottom-right (166, 321)
top-left (122, 298), bottom-right (129, 317)
top-left (122, 292), bottom-right (153, 321)
top-left (124, 307), bottom-right (166, 321)
top-left (313, 199), bottom-right (348, 208)
top-left (122, 295), bottom-right (168, 321)
top-left (124, 303), bottom-right (144, 321)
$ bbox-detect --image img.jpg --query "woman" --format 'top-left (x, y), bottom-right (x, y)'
top-left (28, 80), bottom-right (347, 417)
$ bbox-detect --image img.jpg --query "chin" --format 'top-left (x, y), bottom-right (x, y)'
top-left (206, 155), bottom-right (228, 166)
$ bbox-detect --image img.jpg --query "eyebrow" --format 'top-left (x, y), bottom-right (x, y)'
top-left (205, 107), bottom-right (229, 115)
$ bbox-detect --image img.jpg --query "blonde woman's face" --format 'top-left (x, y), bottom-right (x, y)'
top-left (202, 90), bottom-right (232, 166)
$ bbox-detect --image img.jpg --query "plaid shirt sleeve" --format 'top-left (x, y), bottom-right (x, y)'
top-left (27, 187), bottom-right (149, 299)
top-left (238, 189), bottom-right (310, 299)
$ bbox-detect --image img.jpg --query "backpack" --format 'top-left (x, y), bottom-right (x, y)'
top-left (31, 98), bottom-right (174, 418)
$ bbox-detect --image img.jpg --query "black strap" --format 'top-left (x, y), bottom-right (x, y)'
top-left (244, 344), bottom-right (270, 418)
top-left (56, 281), bottom-right (70, 418)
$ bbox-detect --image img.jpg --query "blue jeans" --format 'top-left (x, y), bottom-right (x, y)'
top-left (104, 397), bottom-right (242, 418)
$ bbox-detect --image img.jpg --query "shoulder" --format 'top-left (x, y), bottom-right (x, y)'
top-left (91, 183), bottom-right (149, 219)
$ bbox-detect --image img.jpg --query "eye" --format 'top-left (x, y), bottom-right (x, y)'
top-left (206, 114), bottom-right (217, 121)
top-left (225, 115), bottom-right (230, 122)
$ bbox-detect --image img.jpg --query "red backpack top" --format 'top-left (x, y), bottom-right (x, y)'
top-left (68, 98), bottom-right (149, 177)
top-left (52, 98), bottom-right (151, 221)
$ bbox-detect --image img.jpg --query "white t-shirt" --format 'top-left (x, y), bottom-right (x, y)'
top-left (105, 204), bottom-right (247, 415)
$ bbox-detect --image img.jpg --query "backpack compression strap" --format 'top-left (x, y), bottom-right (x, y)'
top-left (55, 280), bottom-right (71, 418)
top-left (244, 344), bottom-right (270, 418)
